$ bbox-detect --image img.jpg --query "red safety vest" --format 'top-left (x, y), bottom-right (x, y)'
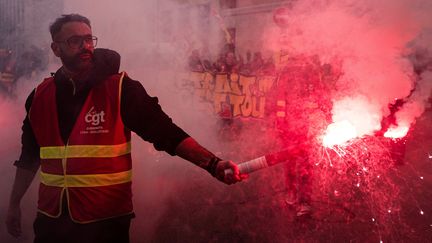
top-left (29, 72), bottom-right (133, 223)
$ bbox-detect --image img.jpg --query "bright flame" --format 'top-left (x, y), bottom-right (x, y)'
top-left (331, 96), bottom-right (383, 136)
top-left (384, 126), bottom-right (409, 139)
top-left (322, 120), bottom-right (358, 147)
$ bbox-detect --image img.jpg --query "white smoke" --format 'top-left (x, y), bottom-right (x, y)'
top-left (395, 70), bottom-right (432, 127)
top-left (394, 29), bottom-right (432, 128)
top-left (61, 1), bottom-right (232, 242)
top-left (264, 0), bottom-right (432, 137)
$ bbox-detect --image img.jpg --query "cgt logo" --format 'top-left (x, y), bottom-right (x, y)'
top-left (85, 106), bottom-right (106, 126)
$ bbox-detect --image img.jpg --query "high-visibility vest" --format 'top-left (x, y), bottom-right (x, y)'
top-left (29, 72), bottom-right (133, 223)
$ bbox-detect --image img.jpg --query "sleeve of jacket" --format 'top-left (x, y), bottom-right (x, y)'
top-left (120, 76), bottom-right (190, 155)
top-left (13, 90), bottom-right (41, 172)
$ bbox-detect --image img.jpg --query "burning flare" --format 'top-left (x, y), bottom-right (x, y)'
top-left (322, 120), bottom-right (358, 147)
top-left (384, 125), bottom-right (409, 139)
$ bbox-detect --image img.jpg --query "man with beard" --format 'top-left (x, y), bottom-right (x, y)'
top-left (5, 14), bottom-right (245, 243)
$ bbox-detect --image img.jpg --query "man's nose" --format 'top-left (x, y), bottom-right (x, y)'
top-left (81, 42), bottom-right (90, 49)
top-left (80, 40), bottom-right (93, 50)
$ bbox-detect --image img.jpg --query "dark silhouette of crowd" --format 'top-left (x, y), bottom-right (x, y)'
top-left (0, 45), bottom-right (48, 95)
top-left (188, 47), bottom-right (276, 76)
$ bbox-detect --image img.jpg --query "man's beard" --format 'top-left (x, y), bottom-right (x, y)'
top-left (60, 49), bottom-right (94, 72)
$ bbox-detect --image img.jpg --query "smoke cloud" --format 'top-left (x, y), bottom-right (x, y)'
top-left (1, 0), bottom-right (432, 242)
top-left (0, 0), bottom-right (230, 242)
top-left (264, 0), bottom-right (432, 137)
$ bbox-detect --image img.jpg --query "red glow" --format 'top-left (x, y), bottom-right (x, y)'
top-left (384, 125), bottom-right (409, 139)
top-left (322, 120), bottom-right (358, 147)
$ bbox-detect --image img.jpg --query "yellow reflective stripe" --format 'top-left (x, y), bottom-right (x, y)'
top-left (40, 170), bottom-right (132, 187)
top-left (40, 142), bottom-right (131, 159)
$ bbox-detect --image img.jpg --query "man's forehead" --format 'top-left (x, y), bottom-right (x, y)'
top-left (56, 21), bottom-right (92, 39)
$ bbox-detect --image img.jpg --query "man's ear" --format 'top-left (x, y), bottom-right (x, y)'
top-left (51, 42), bottom-right (61, 57)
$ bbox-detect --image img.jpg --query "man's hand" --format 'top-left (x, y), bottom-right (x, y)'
top-left (174, 137), bottom-right (248, 184)
top-left (5, 168), bottom-right (37, 238)
top-left (5, 204), bottom-right (22, 238)
top-left (214, 160), bottom-right (248, 185)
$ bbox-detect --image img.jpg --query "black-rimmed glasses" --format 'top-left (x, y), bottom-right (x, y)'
top-left (56, 35), bottom-right (98, 49)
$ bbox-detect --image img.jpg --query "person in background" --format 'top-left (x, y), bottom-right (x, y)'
top-left (187, 49), bottom-right (204, 72)
top-left (275, 55), bottom-right (328, 217)
top-left (250, 51), bottom-right (264, 75)
top-left (0, 48), bottom-right (16, 93)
